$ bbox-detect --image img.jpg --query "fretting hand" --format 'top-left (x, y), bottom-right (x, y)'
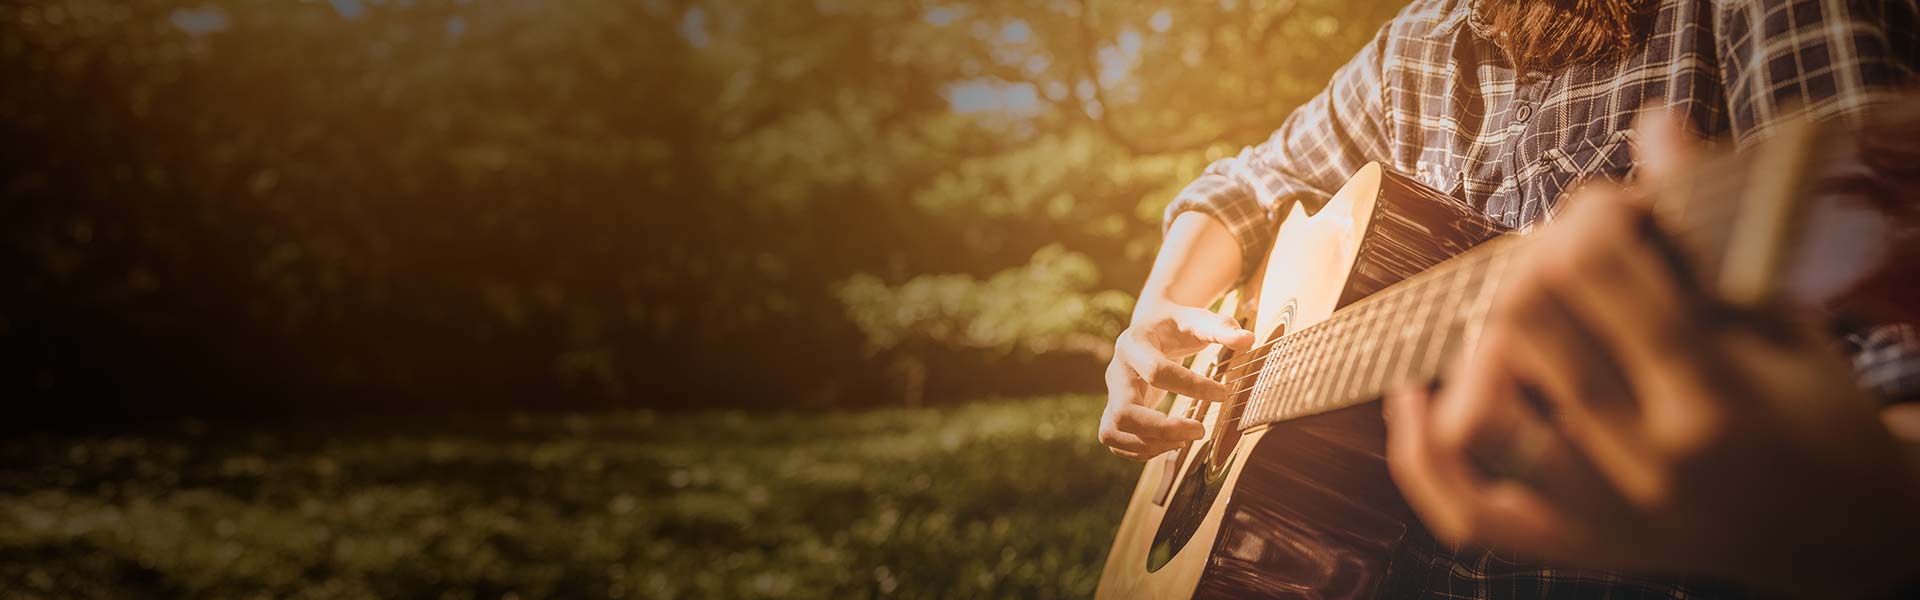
top-left (1384, 110), bottom-right (1920, 597)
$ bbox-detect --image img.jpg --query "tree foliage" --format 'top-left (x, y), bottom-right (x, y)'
top-left (0, 0), bottom-right (1402, 416)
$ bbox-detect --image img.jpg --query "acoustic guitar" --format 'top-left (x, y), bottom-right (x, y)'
top-left (1095, 104), bottom-right (1920, 599)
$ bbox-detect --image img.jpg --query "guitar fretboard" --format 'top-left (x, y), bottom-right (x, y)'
top-left (1236, 237), bottom-right (1522, 430)
top-left (1228, 123), bottom-right (1816, 431)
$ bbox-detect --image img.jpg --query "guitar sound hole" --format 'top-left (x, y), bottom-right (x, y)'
top-left (1145, 442), bottom-right (1233, 572)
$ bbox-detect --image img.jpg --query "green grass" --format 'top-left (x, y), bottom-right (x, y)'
top-left (0, 395), bottom-right (1141, 599)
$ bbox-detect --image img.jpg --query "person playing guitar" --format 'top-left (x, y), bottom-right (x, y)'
top-left (1099, 0), bottom-right (1920, 596)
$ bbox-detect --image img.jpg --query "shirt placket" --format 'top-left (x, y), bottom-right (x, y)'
top-left (1502, 72), bottom-right (1551, 228)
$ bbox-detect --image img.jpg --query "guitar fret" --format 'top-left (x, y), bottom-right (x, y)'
top-left (1375, 279), bottom-right (1419, 390)
top-left (1326, 304), bottom-right (1369, 408)
top-left (1265, 336), bottom-right (1292, 423)
top-left (1245, 346), bottom-right (1273, 428)
top-left (1421, 262), bottom-right (1473, 379)
top-left (1439, 256), bottom-right (1489, 369)
top-left (1320, 315), bottom-right (1352, 409)
top-left (1351, 298), bottom-right (1382, 400)
top-left (1297, 322), bottom-right (1323, 415)
top-left (1365, 283), bottom-right (1406, 394)
top-left (1461, 249), bottom-right (1514, 358)
top-left (1251, 339), bottom-right (1277, 426)
top-left (1289, 327), bottom-right (1320, 417)
top-left (1305, 317), bottom-right (1336, 409)
top-left (1270, 332), bottom-right (1303, 420)
top-left (1404, 274), bottom-right (1448, 386)
top-left (1243, 242), bottom-right (1532, 430)
top-left (1330, 306), bottom-right (1367, 407)
top-left (1344, 298), bottom-right (1385, 402)
top-left (1313, 320), bottom-right (1338, 409)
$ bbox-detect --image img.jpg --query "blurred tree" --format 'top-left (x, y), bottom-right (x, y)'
top-left (0, 0), bottom-right (1402, 417)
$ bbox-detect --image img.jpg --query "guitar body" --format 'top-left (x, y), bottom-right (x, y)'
top-left (1097, 164), bottom-right (1507, 599)
top-left (1100, 105), bottom-right (1920, 599)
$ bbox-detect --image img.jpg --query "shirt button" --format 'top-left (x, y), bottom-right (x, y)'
top-left (1515, 103), bottom-right (1533, 122)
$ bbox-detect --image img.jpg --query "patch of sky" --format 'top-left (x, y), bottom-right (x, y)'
top-left (1097, 28), bottom-right (1142, 89)
top-left (329, 0), bottom-right (366, 20)
top-left (946, 80), bottom-right (1040, 116)
top-left (1025, 55), bottom-right (1050, 75)
top-left (679, 7), bottom-right (709, 48)
top-left (1001, 20), bottom-right (1031, 44)
top-left (445, 15), bottom-right (467, 40)
top-left (1045, 81), bottom-right (1070, 101)
top-left (1149, 9), bottom-right (1172, 33)
top-left (924, 5), bottom-right (966, 27)
top-left (170, 5), bottom-right (229, 37)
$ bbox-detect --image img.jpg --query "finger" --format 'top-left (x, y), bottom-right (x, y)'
top-left (1497, 247), bottom-right (1643, 423)
top-left (1430, 331), bottom-right (1518, 480)
top-left (1108, 446), bottom-right (1161, 462)
top-left (1119, 337), bottom-right (1231, 401)
top-left (1537, 186), bottom-right (1719, 404)
top-left (1433, 345), bottom-right (1594, 513)
top-left (1114, 403), bottom-right (1206, 442)
top-left (1169, 307), bottom-right (1255, 352)
top-left (1386, 383), bottom-right (1483, 543)
top-left (1633, 104), bottom-right (1703, 190)
top-left (1097, 425), bottom-right (1166, 458)
top-left (1100, 422), bottom-right (1192, 458)
top-left (1103, 358), bottom-right (1151, 442)
top-left (1479, 332), bottom-right (1643, 530)
top-left (1462, 481), bottom-right (1584, 559)
top-left (1098, 401), bottom-right (1173, 455)
top-left (1105, 357), bottom-right (1148, 409)
top-left (1391, 382), bottom-right (1588, 557)
top-left (1489, 272), bottom-right (1654, 483)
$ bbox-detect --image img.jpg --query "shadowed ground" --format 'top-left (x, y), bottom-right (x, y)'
top-left (0, 395), bottom-right (1136, 599)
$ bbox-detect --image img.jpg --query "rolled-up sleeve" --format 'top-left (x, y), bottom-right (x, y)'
top-left (1164, 22), bottom-right (1395, 285)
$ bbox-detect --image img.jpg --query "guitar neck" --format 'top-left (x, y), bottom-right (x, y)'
top-left (1239, 237), bottom-right (1523, 430)
top-left (1234, 114), bottom-right (1858, 431)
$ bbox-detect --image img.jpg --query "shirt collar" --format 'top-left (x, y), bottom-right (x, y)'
top-left (1420, 0), bottom-right (1480, 40)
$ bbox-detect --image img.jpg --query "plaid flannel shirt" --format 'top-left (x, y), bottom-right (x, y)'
top-left (1164, 0), bottom-right (1919, 596)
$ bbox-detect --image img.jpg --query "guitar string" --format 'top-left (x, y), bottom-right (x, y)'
top-left (1191, 159), bottom-right (1760, 394)
top-left (1206, 186), bottom-right (1752, 405)
top-left (1212, 145), bottom-right (1774, 386)
top-left (1205, 255), bottom-right (1510, 431)
top-left (1202, 240), bottom-right (1510, 397)
top-left (1171, 151), bottom-right (1795, 434)
top-left (1208, 254), bottom-right (1511, 431)
top-left (1201, 205), bottom-right (1777, 435)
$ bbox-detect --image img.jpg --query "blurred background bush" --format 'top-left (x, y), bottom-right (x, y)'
top-left (0, 0), bottom-right (1400, 597)
top-left (0, 0), bottom-right (1398, 418)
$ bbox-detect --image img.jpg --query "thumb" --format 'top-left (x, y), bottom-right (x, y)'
top-left (1173, 306), bottom-right (1255, 352)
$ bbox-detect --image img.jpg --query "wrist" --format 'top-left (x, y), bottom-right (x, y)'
top-left (1130, 293), bottom-right (1180, 324)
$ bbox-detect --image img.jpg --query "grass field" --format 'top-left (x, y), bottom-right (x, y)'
top-left (0, 395), bottom-right (1140, 599)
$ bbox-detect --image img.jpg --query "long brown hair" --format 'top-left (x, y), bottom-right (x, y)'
top-left (1474, 0), bottom-right (1654, 73)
